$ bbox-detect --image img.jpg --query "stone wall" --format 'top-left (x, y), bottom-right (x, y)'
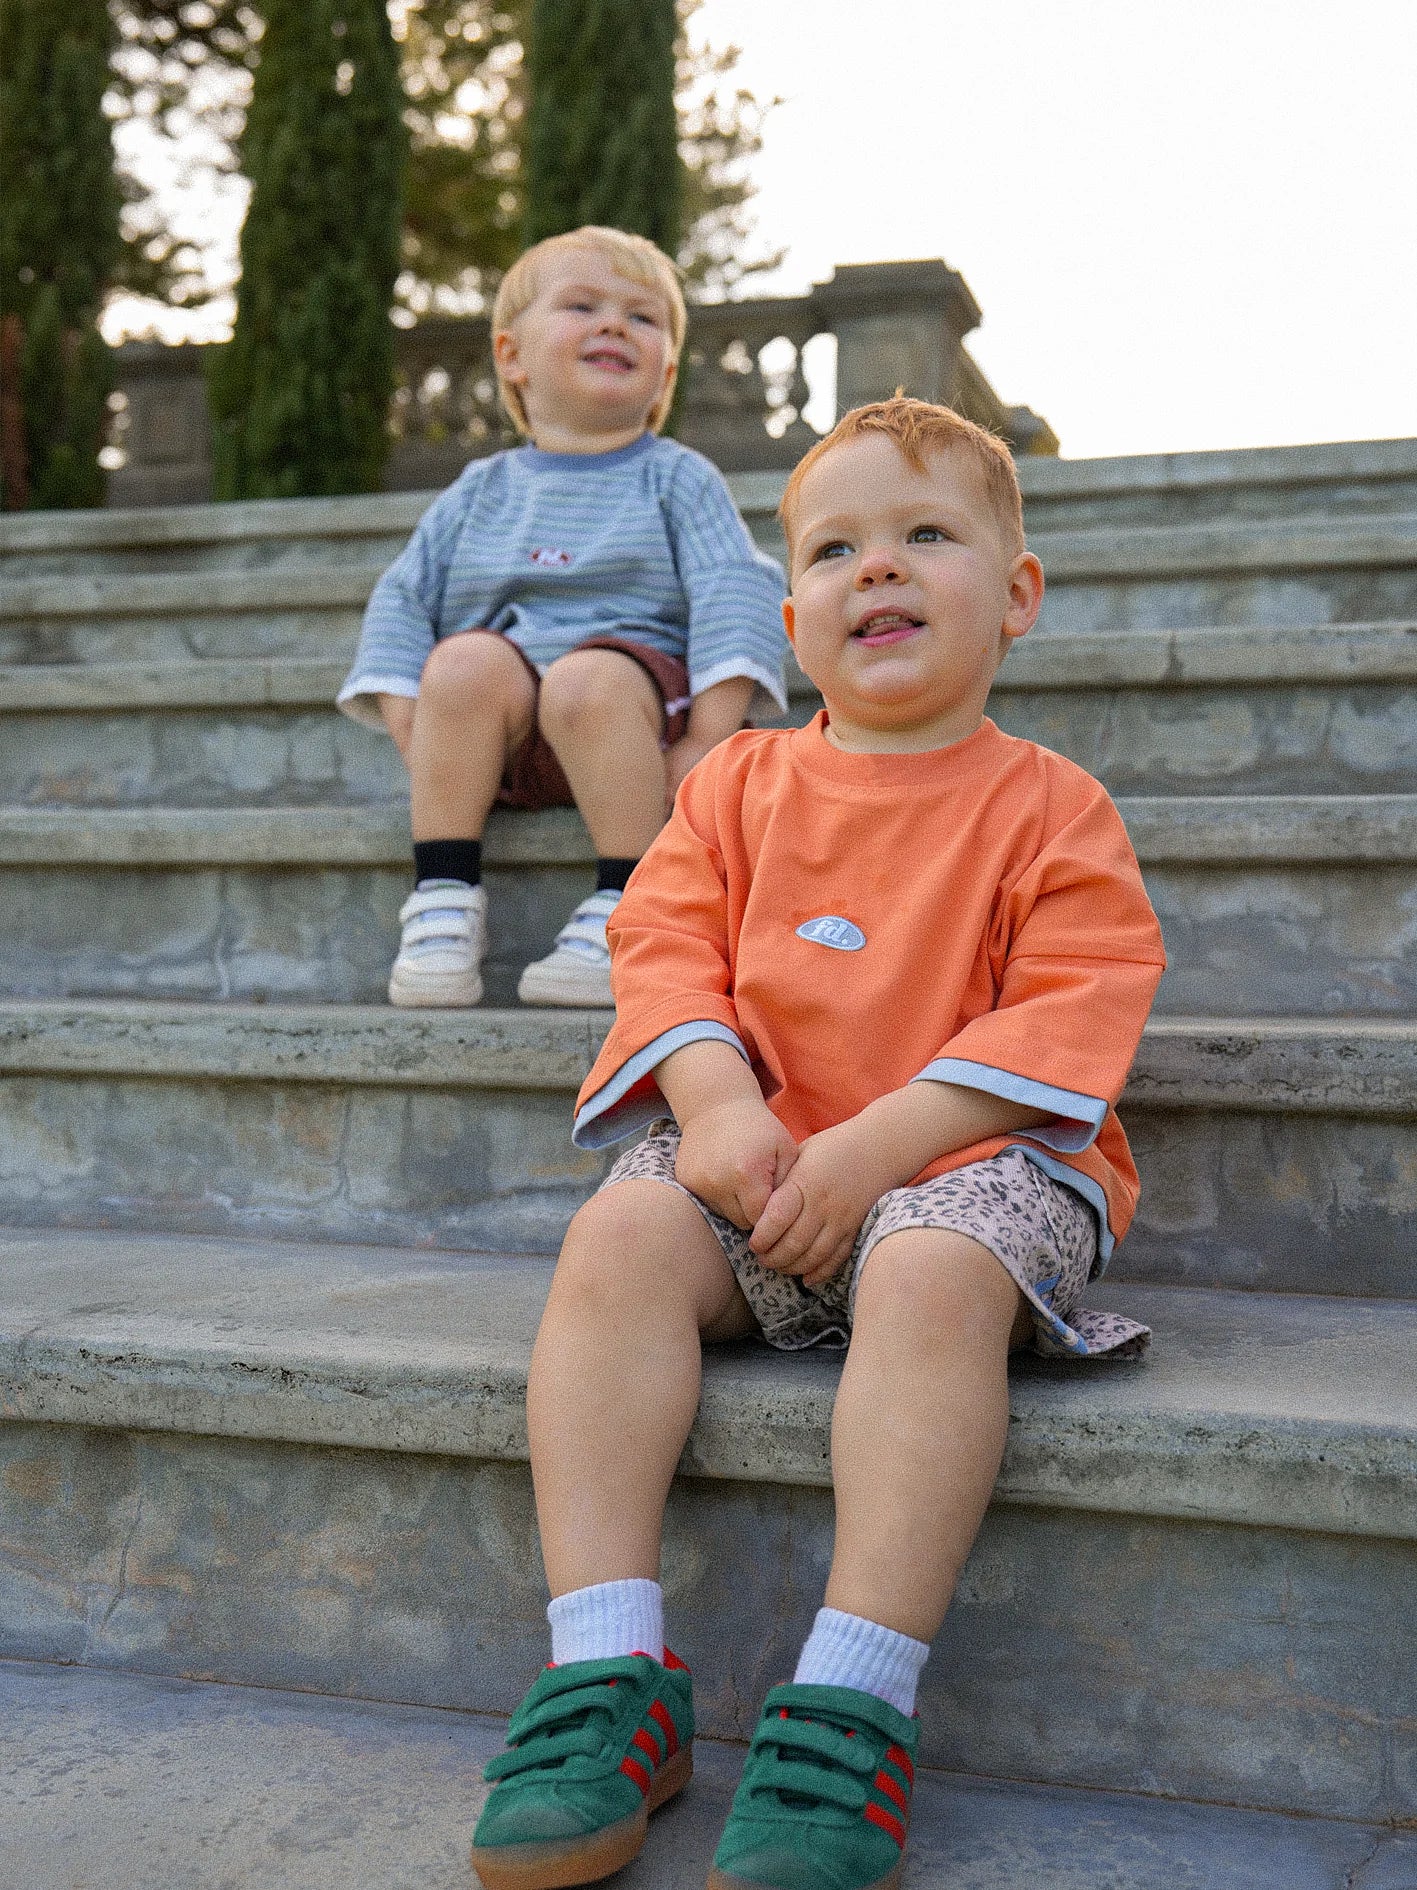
top-left (105, 258), bottom-right (1058, 507)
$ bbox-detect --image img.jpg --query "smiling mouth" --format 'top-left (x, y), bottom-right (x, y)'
top-left (852, 612), bottom-right (924, 646)
top-left (582, 348), bottom-right (635, 371)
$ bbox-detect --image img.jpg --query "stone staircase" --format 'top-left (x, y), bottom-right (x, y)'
top-left (1, 437), bottom-right (1414, 1888)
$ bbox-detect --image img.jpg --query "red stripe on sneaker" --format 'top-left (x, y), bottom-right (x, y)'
top-left (648, 1700), bottom-right (679, 1757)
top-left (886, 1743), bottom-right (915, 1786)
top-left (632, 1727), bottom-right (660, 1766)
top-left (875, 1769), bottom-right (908, 1815)
top-left (864, 1802), bottom-right (906, 1847)
top-left (619, 1755), bottom-right (652, 1796)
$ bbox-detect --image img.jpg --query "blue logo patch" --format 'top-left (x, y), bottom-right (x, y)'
top-left (795, 915), bottom-right (866, 952)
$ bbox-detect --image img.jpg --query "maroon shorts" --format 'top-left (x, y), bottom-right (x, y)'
top-left (457, 630), bottom-right (691, 813)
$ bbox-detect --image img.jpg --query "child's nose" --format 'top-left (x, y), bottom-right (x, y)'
top-left (856, 546), bottom-right (904, 585)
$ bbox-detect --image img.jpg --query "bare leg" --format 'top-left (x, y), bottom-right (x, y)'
top-left (536, 649), bottom-right (669, 858)
top-left (824, 1228), bottom-right (1031, 1643)
top-left (398, 632), bottom-right (537, 842)
top-left (528, 1180), bottom-right (754, 1597)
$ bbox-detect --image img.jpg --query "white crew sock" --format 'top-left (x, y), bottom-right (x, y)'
top-left (792, 1607), bottom-right (930, 1716)
top-left (547, 1578), bottom-right (664, 1665)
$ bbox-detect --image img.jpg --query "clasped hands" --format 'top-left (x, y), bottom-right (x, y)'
top-left (673, 1097), bottom-right (885, 1290)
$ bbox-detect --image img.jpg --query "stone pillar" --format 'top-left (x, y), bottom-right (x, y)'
top-left (809, 259), bottom-right (983, 419)
top-left (108, 341), bottom-right (214, 506)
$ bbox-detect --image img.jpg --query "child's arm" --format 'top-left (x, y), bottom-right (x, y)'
top-left (665, 677), bottom-right (755, 800)
top-left (655, 1038), bottom-right (799, 1230)
top-left (750, 1084), bottom-right (1049, 1287)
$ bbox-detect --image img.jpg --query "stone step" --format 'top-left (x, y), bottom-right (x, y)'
top-left (0, 1001), bottom-right (1411, 1296)
top-left (5, 512), bottom-right (1417, 665)
top-left (2, 1225), bottom-right (1412, 1820)
top-left (6, 1663), bottom-right (1404, 1890)
top-left (1015, 433), bottom-right (1417, 531)
top-left (0, 490), bottom-right (429, 579)
top-left (4, 620), bottom-right (1417, 804)
top-left (2, 795), bottom-right (1413, 1015)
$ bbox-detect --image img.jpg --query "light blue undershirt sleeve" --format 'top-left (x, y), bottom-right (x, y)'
top-left (910, 1057), bottom-right (1108, 1155)
top-left (337, 471), bottom-right (478, 724)
top-left (663, 454), bottom-right (789, 713)
top-left (572, 1021), bottom-right (749, 1148)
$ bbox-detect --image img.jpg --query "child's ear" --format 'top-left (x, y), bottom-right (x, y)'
top-left (782, 598), bottom-right (796, 644)
top-left (1001, 552), bottom-right (1044, 643)
top-left (493, 328), bottom-right (526, 386)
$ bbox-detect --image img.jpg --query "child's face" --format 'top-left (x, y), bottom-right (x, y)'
top-left (784, 434), bottom-right (1044, 752)
top-left (494, 251), bottom-right (676, 442)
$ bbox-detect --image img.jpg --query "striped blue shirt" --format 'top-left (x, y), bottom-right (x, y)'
top-left (337, 432), bottom-right (788, 727)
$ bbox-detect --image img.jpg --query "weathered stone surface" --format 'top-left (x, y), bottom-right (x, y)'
top-left (1, 1231), bottom-right (1411, 1540)
top-left (2, 804), bottom-right (1414, 1011)
top-left (1017, 435), bottom-right (1417, 530)
top-left (2, 1422), bottom-right (1410, 1817)
top-left (3, 1661), bottom-right (1395, 1890)
top-left (0, 1006), bottom-right (1410, 1278)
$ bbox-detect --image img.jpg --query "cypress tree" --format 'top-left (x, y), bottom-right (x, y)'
top-left (0, 0), bottom-right (120, 510)
top-left (523, 0), bottom-right (681, 255)
top-left (209, 0), bottom-right (406, 499)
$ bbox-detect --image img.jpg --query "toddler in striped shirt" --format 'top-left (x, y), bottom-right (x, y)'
top-left (337, 225), bottom-right (788, 1009)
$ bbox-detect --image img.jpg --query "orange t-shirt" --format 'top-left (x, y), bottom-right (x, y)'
top-left (574, 713), bottom-right (1167, 1258)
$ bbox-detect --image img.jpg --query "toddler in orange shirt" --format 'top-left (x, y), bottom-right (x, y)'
top-left (471, 400), bottom-right (1167, 1890)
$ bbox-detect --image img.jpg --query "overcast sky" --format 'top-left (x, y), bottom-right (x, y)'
top-left (696, 0), bottom-right (1417, 458)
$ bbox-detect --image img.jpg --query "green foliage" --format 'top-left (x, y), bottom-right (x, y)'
top-left (108, 1), bottom-right (261, 311)
top-left (208, 0), bottom-right (407, 498)
top-left (109, 0), bottom-right (776, 326)
top-left (397, 0), bottom-right (524, 313)
top-left (0, 0), bottom-right (120, 508)
top-left (523, 0), bottom-right (680, 252)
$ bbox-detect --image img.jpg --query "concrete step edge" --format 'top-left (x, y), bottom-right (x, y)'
top-left (5, 796), bottom-right (1417, 866)
top-left (0, 564), bottom-right (383, 620)
top-left (8, 517), bottom-right (1417, 622)
top-left (1014, 433), bottom-right (1417, 500)
top-left (0, 1000), bottom-right (1413, 1112)
top-left (5, 621), bottom-right (1417, 707)
top-left (2, 1226), bottom-right (1411, 1540)
top-left (9, 1658), bottom-right (1403, 1890)
top-left (0, 491), bottom-right (435, 557)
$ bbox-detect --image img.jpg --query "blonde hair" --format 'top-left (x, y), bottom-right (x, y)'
top-left (780, 396), bottom-right (1026, 563)
top-left (491, 226), bottom-right (688, 434)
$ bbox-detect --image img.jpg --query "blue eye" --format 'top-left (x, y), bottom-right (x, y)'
top-left (909, 525), bottom-right (947, 543)
top-left (814, 541), bottom-right (851, 562)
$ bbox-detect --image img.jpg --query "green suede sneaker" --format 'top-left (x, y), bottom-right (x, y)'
top-left (471, 1650), bottom-right (693, 1889)
top-left (708, 1683), bottom-right (918, 1890)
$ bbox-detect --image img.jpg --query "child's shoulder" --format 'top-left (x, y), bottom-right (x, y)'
top-left (990, 722), bottom-right (1115, 808)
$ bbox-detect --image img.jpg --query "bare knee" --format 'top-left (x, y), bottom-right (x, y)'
top-left (551, 1182), bottom-right (741, 1331)
top-left (419, 630), bottom-right (533, 715)
top-left (537, 650), bottom-right (660, 744)
top-left (852, 1230), bottom-right (1025, 1352)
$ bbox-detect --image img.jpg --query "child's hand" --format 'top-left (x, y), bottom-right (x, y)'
top-left (749, 1120), bottom-right (885, 1289)
top-left (675, 1098), bottom-right (800, 1232)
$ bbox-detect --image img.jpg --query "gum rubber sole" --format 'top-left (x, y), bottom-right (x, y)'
top-left (706, 1861), bottom-right (902, 1890)
top-left (472, 1745), bottom-right (692, 1890)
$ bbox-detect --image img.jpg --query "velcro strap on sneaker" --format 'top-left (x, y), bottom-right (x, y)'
top-left (398, 885), bottom-right (481, 923)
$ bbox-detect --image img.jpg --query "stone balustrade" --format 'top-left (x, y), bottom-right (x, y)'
top-left (105, 257), bottom-right (1058, 507)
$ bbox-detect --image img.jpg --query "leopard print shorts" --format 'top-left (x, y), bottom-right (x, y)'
top-left (600, 1123), bottom-right (1150, 1360)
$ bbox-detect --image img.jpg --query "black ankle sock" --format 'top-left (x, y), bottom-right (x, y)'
top-left (413, 838), bottom-right (482, 887)
top-left (595, 856), bottom-right (639, 894)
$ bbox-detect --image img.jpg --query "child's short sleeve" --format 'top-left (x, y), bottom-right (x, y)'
top-left (914, 787), bottom-right (1167, 1153)
top-left (662, 453), bottom-right (789, 715)
top-left (573, 753), bottom-right (750, 1146)
top-left (336, 472), bottom-right (477, 727)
